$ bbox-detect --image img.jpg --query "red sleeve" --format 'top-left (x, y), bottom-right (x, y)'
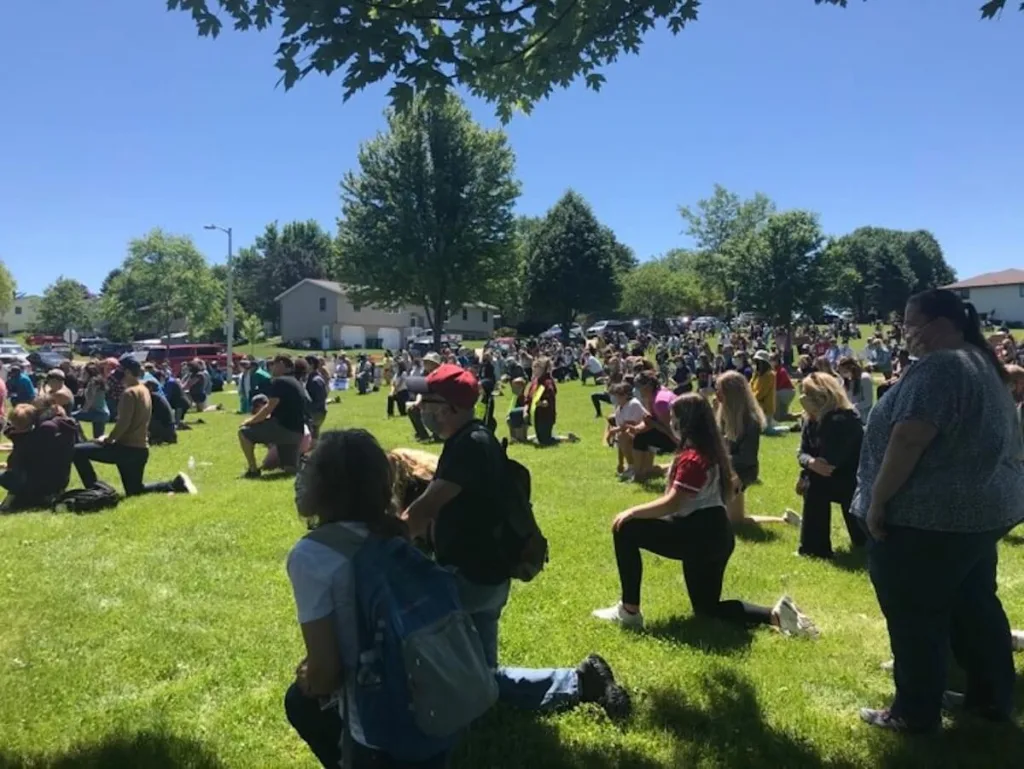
top-left (671, 450), bottom-right (710, 493)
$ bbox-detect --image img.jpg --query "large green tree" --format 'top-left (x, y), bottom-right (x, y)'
top-left (523, 190), bottom-right (622, 338)
top-left (619, 260), bottom-right (699, 320)
top-left (678, 185), bottom-right (776, 309)
top-left (36, 277), bottom-right (93, 334)
top-left (233, 220), bottom-right (338, 323)
top-left (338, 92), bottom-right (519, 350)
top-left (170, 2), bottom-right (1015, 120)
top-left (0, 260), bottom-right (14, 316)
top-left (99, 229), bottom-right (222, 341)
top-left (730, 210), bottom-right (829, 326)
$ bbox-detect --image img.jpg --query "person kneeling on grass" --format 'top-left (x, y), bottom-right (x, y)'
top-left (605, 382), bottom-right (646, 482)
top-left (0, 402), bottom-right (78, 512)
top-left (239, 355), bottom-right (310, 478)
top-left (593, 393), bottom-right (818, 638)
top-left (72, 355), bottom-right (196, 497)
top-left (623, 372), bottom-right (678, 482)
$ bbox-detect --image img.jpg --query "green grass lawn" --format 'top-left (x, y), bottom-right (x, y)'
top-left (1, 382), bottom-right (1023, 769)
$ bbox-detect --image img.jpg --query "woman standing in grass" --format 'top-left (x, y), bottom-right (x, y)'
top-left (853, 289), bottom-right (1024, 733)
top-left (795, 372), bottom-right (865, 559)
top-left (837, 356), bottom-right (874, 425)
top-left (592, 393), bottom-right (817, 638)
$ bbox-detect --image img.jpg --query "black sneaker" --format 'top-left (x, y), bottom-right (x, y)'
top-left (172, 473), bottom-right (198, 494)
top-left (241, 468), bottom-right (261, 479)
top-left (577, 654), bottom-right (632, 722)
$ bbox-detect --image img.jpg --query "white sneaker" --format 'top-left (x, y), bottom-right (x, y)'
top-left (592, 602), bottom-right (644, 630)
top-left (617, 469), bottom-right (635, 482)
top-left (773, 595), bottom-right (819, 638)
top-left (566, 432), bottom-right (581, 444)
top-left (1012, 629), bottom-right (1024, 652)
top-left (783, 509), bottom-right (802, 527)
top-left (881, 658), bottom-right (895, 673)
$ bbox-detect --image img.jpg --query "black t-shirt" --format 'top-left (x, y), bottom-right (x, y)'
top-left (270, 375), bottom-right (310, 433)
top-left (306, 374), bottom-right (328, 414)
top-left (433, 419), bottom-right (509, 585)
top-left (150, 391), bottom-right (174, 428)
top-left (672, 362), bottom-right (690, 385)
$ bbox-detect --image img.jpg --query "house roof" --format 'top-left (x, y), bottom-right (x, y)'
top-left (943, 269), bottom-right (1024, 290)
top-left (274, 279), bottom-right (345, 302)
top-left (274, 278), bottom-right (496, 309)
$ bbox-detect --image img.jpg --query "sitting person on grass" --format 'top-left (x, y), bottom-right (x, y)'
top-left (525, 357), bottom-right (579, 446)
top-left (144, 377), bottom-right (177, 446)
top-left (42, 369), bottom-right (74, 410)
top-left (505, 377), bottom-right (529, 443)
top-left (592, 393), bottom-right (818, 638)
top-left (239, 355), bottom-right (310, 478)
top-left (73, 355), bottom-right (196, 497)
top-left (623, 372), bottom-right (677, 482)
top-left (0, 402), bottom-right (78, 512)
top-left (605, 382), bottom-right (646, 482)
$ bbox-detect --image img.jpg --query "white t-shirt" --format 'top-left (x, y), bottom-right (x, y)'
top-left (614, 397), bottom-right (647, 427)
top-left (287, 522), bottom-right (369, 745)
top-left (584, 356), bottom-right (604, 374)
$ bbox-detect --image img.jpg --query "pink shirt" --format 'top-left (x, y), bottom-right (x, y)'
top-left (0, 376), bottom-right (6, 418)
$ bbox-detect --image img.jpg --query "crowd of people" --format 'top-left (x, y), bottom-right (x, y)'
top-left (3, 289), bottom-right (1024, 767)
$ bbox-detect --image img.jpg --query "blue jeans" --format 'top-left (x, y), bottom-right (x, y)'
top-left (72, 409), bottom-right (108, 439)
top-left (453, 573), bottom-right (579, 712)
top-left (867, 524), bottom-right (1015, 730)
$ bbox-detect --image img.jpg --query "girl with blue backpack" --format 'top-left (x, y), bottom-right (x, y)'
top-left (285, 429), bottom-right (496, 768)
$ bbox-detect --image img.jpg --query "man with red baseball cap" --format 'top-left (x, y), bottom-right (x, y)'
top-left (403, 363), bottom-right (631, 721)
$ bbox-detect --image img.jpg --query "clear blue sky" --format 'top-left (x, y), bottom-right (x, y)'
top-left (2, 1), bottom-right (1021, 295)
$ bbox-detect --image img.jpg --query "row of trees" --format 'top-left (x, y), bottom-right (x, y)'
top-left (21, 94), bottom-right (955, 342)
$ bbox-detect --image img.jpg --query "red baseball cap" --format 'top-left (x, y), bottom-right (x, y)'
top-left (407, 363), bottom-right (479, 411)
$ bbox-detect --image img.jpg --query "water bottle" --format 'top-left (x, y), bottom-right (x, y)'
top-left (187, 456), bottom-right (196, 471)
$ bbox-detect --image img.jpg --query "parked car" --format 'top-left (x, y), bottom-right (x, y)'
top-left (27, 350), bottom-right (72, 372)
top-left (138, 344), bottom-right (243, 372)
top-left (0, 342), bottom-right (30, 367)
top-left (691, 316), bottom-right (722, 332)
top-left (26, 334), bottom-right (65, 347)
top-left (585, 320), bottom-right (632, 338)
top-left (539, 323), bottom-right (583, 340)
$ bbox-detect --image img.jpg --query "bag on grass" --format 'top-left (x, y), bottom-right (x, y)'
top-left (305, 524), bottom-right (497, 763)
top-left (52, 481), bottom-right (120, 514)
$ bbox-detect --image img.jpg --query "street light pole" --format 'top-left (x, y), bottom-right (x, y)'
top-left (204, 224), bottom-right (234, 375)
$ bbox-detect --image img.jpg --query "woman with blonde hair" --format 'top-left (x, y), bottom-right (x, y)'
top-left (716, 371), bottom-right (800, 527)
top-left (795, 372), bottom-right (865, 559)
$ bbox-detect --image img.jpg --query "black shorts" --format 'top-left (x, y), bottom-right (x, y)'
top-left (632, 428), bottom-right (677, 454)
top-left (240, 418), bottom-right (303, 447)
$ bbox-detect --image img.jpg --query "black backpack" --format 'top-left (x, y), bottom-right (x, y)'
top-left (52, 482), bottom-right (120, 514)
top-left (497, 438), bottom-right (548, 582)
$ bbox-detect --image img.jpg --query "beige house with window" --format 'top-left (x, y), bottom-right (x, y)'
top-left (943, 269), bottom-right (1024, 324)
top-left (0, 295), bottom-right (41, 335)
top-left (275, 279), bottom-right (496, 349)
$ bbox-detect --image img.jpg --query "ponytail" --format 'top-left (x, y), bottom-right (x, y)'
top-left (962, 302), bottom-right (1008, 382)
top-left (908, 289), bottom-right (1007, 382)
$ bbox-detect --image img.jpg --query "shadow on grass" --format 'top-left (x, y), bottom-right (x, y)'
top-left (644, 614), bottom-right (755, 655)
top-left (1003, 532), bottom-right (1024, 546)
top-left (734, 522), bottom-right (781, 543)
top-left (453, 707), bottom-right (662, 769)
top-left (0, 730), bottom-right (225, 769)
top-left (831, 547), bottom-right (868, 572)
top-left (646, 669), bottom-right (856, 768)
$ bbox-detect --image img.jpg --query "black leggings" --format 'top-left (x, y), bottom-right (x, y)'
top-left (591, 391), bottom-right (612, 417)
top-left (387, 390), bottom-right (409, 417)
top-left (799, 478), bottom-right (865, 559)
top-left (613, 507), bottom-right (773, 625)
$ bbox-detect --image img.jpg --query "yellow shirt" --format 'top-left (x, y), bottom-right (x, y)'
top-left (751, 370), bottom-right (776, 417)
top-left (108, 384), bottom-right (152, 449)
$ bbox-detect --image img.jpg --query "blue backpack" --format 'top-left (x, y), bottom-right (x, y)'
top-left (305, 525), bottom-right (497, 762)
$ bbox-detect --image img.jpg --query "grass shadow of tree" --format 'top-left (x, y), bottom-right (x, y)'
top-left (452, 707), bottom-right (663, 769)
top-left (734, 522), bottom-right (782, 543)
top-left (645, 669), bottom-right (857, 768)
top-left (644, 614), bottom-right (755, 655)
top-left (0, 730), bottom-right (226, 769)
top-left (831, 547), bottom-right (868, 572)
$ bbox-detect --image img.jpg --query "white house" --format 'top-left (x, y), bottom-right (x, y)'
top-left (943, 269), bottom-right (1024, 325)
top-left (0, 295), bottom-right (41, 335)
top-left (275, 279), bottom-right (496, 349)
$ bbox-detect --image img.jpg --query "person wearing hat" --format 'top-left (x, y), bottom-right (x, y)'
top-left (750, 350), bottom-right (777, 431)
top-left (406, 352), bottom-right (443, 443)
top-left (6, 364), bottom-right (36, 407)
top-left (72, 354), bottom-right (196, 496)
top-left (43, 369), bottom-right (74, 410)
top-left (402, 363), bottom-right (631, 720)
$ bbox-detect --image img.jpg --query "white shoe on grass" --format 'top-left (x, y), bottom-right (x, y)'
top-left (783, 509), bottom-right (802, 527)
top-left (1012, 629), bottom-right (1024, 652)
top-left (592, 602), bottom-right (644, 630)
top-left (773, 595), bottom-right (819, 638)
top-left (173, 473), bottom-right (198, 495)
top-left (881, 659), bottom-right (895, 673)
top-left (617, 469), bottom-right (635, 482)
